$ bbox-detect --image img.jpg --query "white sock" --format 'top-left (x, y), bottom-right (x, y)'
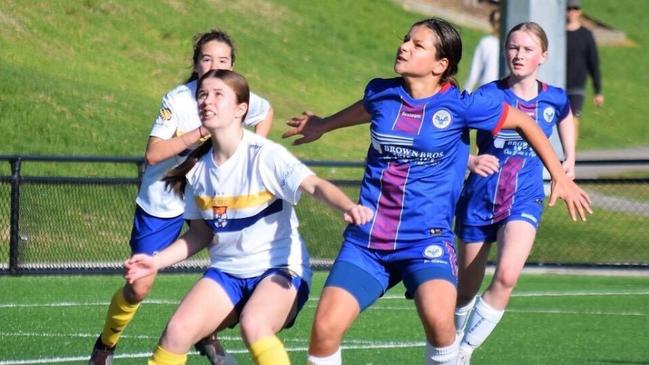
top-left (455, 296), bottom-right (478, 339)
top-left (460, 296), bottom-right (504, 354)
top-left (425, 335), bottom-right (459, 365)
top-left (307, 347), bottom-right (341, 365)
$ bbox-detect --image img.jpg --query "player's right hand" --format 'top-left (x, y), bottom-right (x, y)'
top-left (123, 254), bottom-right (158, 284)
top-left (282, 111), bottom-right (326, 145)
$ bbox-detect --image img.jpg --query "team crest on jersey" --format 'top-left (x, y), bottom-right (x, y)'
top-left (212, 205), bottom-right (228, 228)
top-left (543, 106), bottom-right (555, 123)
top-left (159, 107), bottom-right (173, 122)
top-left (423, 244), bottom-right (444, 259)
top-left (432, 109), bottom-right (452, 129)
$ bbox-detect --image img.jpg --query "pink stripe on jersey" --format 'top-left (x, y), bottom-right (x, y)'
top-left (492, 155), bottom-right (525, 223)
top-left (369, 162), bottom-right (410, 250)
top-left (393, 101), bottom-right (425, 134)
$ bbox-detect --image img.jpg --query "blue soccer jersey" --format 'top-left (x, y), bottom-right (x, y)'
top-left (455, 79), bottom-right (571, 227)
top-left (343, 78), bottom-right (508, 250)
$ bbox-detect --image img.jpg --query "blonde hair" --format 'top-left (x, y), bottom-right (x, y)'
top-left (505, 22), bottom-right (548, 52)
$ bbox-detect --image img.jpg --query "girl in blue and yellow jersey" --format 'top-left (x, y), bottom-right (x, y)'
top-left (283, 18), bottom-right (591, 365)
top-left (453, 23), bottom-right (580, 364)
top-left (89, 29), bottom-right (273, 365)
top-left (124, 69), bottom-right (373, 365)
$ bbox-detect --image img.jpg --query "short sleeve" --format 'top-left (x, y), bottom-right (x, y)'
top-left (182, 183), bottom-right (202, 220)
top-left (149, 93), bottom-right (179, 140)
top-left (557, 90), bottom-right (571, 123)
top-left (465, 86), bottom-right (508, 135)
top-left (244, 91), bottom-right (271, 127)
top-left (259, 144), bottom-right (315, 205)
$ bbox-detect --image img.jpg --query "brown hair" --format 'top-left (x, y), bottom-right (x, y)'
top-left (185, 29), bottom-right (236, 83)
top-left (410, 17), bottom-right (463, 87)
top-left (505, 22), bottom-right (548, 52)
top-left (164, 69), bottom-right (250, 196)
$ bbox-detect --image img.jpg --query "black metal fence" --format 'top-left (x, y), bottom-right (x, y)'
top-left (1, 155), bottom-right (648, 275)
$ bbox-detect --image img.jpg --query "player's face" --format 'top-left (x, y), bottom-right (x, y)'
top-left (506, 30), bottom-right (547, 79)
top-left (196, 77), bottom-right (247, 130)
top-left (394, 25), bottom-right (446, 78)
top-left (195, 41), bottom-right (234, 78)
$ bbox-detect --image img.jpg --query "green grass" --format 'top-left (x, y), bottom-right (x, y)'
top-left (2, 0), bottom-right (647, 164)
top-left (1, 272), bottom-right (648, 364)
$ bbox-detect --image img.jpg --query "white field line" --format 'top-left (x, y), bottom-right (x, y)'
top-left (0, 341), bottom-right (425, 365)
top-left (1, 289), bottom-right (648, 309)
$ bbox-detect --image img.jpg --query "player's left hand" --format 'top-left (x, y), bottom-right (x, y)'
top-left (593, 94), bottom-right (604, 107)
top-left (548, 178), bottom-right (592, 221)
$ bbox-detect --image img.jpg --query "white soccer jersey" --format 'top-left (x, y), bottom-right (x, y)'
top-left (184, 130), bottom-right (314, 282)
top-left (136, 80), bottom-right (271, 217)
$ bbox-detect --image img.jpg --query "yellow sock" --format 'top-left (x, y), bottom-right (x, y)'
top-left (148, 345), bottom-right (187, 365)
top-left (100, 287), bottom-right (140, 347)
top-left (249, 335), bottom-right (290, 365)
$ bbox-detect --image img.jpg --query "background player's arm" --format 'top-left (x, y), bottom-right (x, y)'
top-left (144, 126), bottom-right (209, 165)
top-left (253, 106), bottom-right (274, 137)
top-left (557, 111), bottom-right (577, 179)
top-left (282, 100), bottom-right (370, 145)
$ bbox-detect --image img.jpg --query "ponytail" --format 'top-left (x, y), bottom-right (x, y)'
top-left (163, 138), bottom-right (212, 197)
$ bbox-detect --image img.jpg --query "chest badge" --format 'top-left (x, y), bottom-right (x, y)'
top-left (212, 205), bottom-right (228, 228)
top-left (543, 106), bottom-right (555, 123)
top-left (432, 109), bottom-right (452, 129)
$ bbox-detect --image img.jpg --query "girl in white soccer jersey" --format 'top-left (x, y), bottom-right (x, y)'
top-left (123, 69), bottom-right (373, 365)
top-left (283, 17), bottom-right (591, 365)
top-left (89, 29), bottom-right (273, 365)
top-left (453, 23), bottom-right (579, 364)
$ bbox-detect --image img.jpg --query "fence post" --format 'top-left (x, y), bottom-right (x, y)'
top-left (8, 157), bottom-right (22, 274)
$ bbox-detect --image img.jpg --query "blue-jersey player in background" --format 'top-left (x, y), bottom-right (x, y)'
top-left (454, 22), bottom-right (582, 365)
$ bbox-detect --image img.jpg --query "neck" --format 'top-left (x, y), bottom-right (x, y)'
top-left (507, 75), bottom-right (539, 100)
top-left (566, 19), bottom-right (581, 31)
top-left (209, 125), bottom-right (244, 165)
top-left (403, 75), bottom-right (445, 99)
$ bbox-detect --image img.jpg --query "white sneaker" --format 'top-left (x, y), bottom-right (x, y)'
top-left (456, 347), bottom-right (472, 365)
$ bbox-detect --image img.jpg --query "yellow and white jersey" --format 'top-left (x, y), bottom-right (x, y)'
top-left (136, 80), bottom-right (271, 217)
top-left (184, 130), bottom-right (314, 281)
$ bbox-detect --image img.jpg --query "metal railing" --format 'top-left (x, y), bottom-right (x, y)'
top-left (1, 155), bottom-right (648, 275)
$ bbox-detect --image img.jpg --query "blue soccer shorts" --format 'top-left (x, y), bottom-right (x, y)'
top-left (128, 205), bottom-right (185, 255)
top-left (203, 267), bottom-right (310, 329)
top-left (324, 238), bottom-right (458, 311)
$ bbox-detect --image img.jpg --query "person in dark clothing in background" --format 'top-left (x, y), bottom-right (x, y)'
top-left (566, 0), bottom-right (604, 142)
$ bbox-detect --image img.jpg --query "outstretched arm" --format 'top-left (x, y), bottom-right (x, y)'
top-left (501, 107), bottom-right (592, 221)
top-left (124, 219), bottom-right (213, 283)
top-left (299, 175), bottom-right (373, 225)
top-left (282, 100), bottom-right (370, 145)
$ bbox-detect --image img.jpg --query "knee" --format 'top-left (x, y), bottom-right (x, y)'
top-left (161, 317), bottom-right (194, 351)
top-left (239, 312), bottom-right (273, 343)
top-left (123, 284), bottom-right (151, 303)
top-left (493, 266), bottom-right (520, 291)
top-left (311, 314), bottom-right (344, 345)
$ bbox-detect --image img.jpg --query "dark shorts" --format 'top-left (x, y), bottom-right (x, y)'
top-left (129, 205), bottom-right (185, 255)
top-left (568, 94), bottom-right (584, 117)
top-left (325, 239), bottom-right (458, 311)
top-left (203, 267), bottom-right (310, 329)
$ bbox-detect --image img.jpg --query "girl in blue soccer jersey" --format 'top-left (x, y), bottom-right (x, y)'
top-left (123, 69), bottom-right (373, 365)
top-left (453, 23), bottom-right (580, 364)
top-left (88, 29), bottom-right (273, 365)
top-left (283, 18), bottom-right (591, 365)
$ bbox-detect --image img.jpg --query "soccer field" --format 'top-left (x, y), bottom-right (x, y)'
top-left (1, 271), bottom-right (648, 364)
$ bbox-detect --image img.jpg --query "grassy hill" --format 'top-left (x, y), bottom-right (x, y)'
top-left (1, 0), bottom-right (647, 161)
